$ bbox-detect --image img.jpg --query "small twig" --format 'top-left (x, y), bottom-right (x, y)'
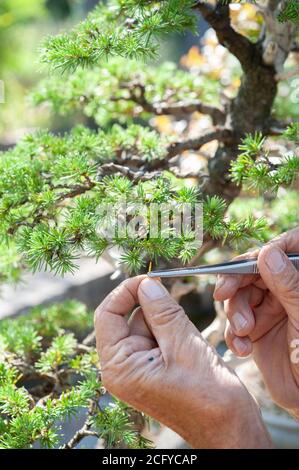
top-left (63, 429), bottom-right (100, 449)
top-left (56, 181), bottom-right (96, 202)
top-left (76, 343), bottom-right (93, 354)
top-left (8, 178), bottom-right (96, 234)
top-left (35, 393), bottom-right (54, 407)
top-left (62, 397), bottom-right (99, 449)
top-left (11, 358), bottom-right (56, 385)
top-left (98, 163), bottom-right (163, 182)
top-left (82, 331), bottom-right (96, 347)
top-left (264, 118), bottom-right (297, 136)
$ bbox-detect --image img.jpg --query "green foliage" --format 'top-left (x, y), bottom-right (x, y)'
top-left (0, 300), bottom-right (151, 449)
top-left (231, 126), bottom-right (299, 192)
top-left (0, 0), bottom-right (298, 451)
top-left (204, 195), bottom-right (268, 249)
top-left (278, 0), bottom-right (299, 25)
top-left (228, 189), bottom-right (299, 242)
top-left (284, 122), bottom-right (299, 145)
top-left (31, 58), bottom-right (219, 126)
top-left (0, 130), bottom-right (270, 276)
top-left (36, 333), bottom-right (77, 373)
top-left (93, 400), bottom-right (153, 449)
top-left (40, 0), bottom-right (198, 72)
top-left (1, 1), bottom-right (296, 279)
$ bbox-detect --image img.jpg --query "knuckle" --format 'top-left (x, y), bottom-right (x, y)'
top-left (101, 369), bottom-right (115, 393)
top-left (94, 304), bottom-right (104, 327)
top-left (154, 302), bottom-right (186, 327)
top-left (102, 365), bottom-right (139, 403)
top-left (279, 271), bottom-right (299, 300)
top-left (116, 338), bottom-right (136, 358)
top-left (101, 364), bottom-right (128, 397)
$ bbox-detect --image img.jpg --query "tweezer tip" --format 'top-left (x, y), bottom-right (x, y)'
top-left (147, 271), bottom-right (160, 278)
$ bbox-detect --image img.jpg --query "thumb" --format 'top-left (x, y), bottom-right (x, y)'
top-left (258, 245), bottom-right (299, 329)
top-left (137, 278), bottom-right (190, 356)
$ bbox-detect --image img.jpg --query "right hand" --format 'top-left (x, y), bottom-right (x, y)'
top-left (214, 228), bottom-right (299, 418)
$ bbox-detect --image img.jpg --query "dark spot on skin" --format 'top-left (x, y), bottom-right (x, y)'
top-left (148, 357), bottom-right (154, 362)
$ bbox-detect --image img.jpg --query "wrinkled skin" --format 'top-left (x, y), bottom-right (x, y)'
top-left (95, 276), bottom-right (272, 448)
top-left (214, 228), bottom-right (299, 418)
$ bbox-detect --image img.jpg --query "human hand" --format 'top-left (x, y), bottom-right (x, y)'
top-left (95, 275), bottom-right (272, 448)
top-left (214, 228), bottom-right (299, 418)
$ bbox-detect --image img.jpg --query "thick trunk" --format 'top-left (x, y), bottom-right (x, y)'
top-left (201, 0), bottom-right (296, 204)
top-left (207, 55), bottom-right (277, 202)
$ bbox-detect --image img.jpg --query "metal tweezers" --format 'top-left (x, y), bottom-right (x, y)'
top-left (147, 253), bottom-right (299, 278)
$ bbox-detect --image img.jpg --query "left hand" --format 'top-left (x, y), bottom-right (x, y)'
top-left (95, 275), bottom-right (272, 448)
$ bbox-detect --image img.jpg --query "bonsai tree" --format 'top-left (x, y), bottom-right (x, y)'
top-left (0, 0), bottom-right (298, 449)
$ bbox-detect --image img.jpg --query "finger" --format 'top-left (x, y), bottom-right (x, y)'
top-left (94, 275), bottom-right (146, 350)
top-left (225, 322), bottom-right (253, 357)
top-left (213, 249), bottom-right (260, 301)
top-left (129, 306), bottom-right (155, 341)
top-left (225, 286), bottom-right (259, 337)
top-left (253, 290), bottom-right (285, 339)
top-left (268, 227), bottom-right (299, 252)
top-left (225, 285), bottom-right (285, 341)
top-left (214, 228), bottom-right (299, 302)
top-left (137, 278), bottom-right (190, 355)
top-left (258, 245), bottom-right (299, 330)
top-left (112, 335), bottom-right (157, 364)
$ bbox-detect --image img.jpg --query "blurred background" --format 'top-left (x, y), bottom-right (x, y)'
top-left (0, 0), bottom-right (209, 149)
top-left (1, 0), bottom-right (299, 449)
top-left (0, 0), bottom-right (97, 148)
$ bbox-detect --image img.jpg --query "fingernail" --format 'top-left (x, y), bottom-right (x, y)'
top-left (140, 278), bottom-right (168, 300)
top-left (233, 337), bottom-right (250, 355)
top-left (231, 312), bottom-right (248, 332)
top-left (265, 248), bottom-right (286, 274)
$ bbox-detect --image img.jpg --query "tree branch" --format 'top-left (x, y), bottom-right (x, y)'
top-left (119, 82), bottom-right (226, 125)
top-left (265, 118), bottom-right (295, 135)
top-left (168, 167), bottom-right (209, 179)
top-left (55, 184), bottom-right (95, 202)
top-left (166, 128), bottom-right (233, 159)
top-left (152, 100), bottom-right (225, 124)
top-left (98, 163), bottom-right (163, 182)
top-left (99, 161), bottom-right (210, 182)
top-left (194, 1), bottom-right (256, 71)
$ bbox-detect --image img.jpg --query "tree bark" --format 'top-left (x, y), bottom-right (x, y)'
top-left (196, 0), bottom-right (297, 203)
